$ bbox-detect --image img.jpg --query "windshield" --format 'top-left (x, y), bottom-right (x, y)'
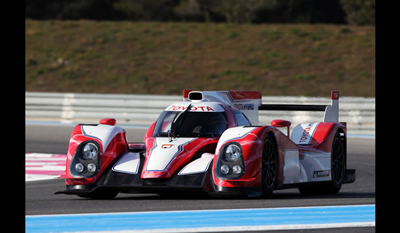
top-left (153, 111), bottom-right (228, 138)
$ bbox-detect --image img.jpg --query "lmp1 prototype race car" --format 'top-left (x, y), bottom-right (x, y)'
top-left (56, 90), bottom-right (355, 199)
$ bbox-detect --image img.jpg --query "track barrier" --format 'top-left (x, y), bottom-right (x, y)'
top-left (26, 92), bottom-right (375, 135)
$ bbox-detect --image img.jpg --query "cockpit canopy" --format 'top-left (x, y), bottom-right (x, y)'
top-left (152, 110), bottom-right (228, 138)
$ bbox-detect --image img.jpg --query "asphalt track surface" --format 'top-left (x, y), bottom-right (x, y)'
top-left (25, 124), bottom-right (375, 232)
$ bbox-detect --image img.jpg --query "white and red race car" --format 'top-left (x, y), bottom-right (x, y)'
top-left (56, 90), bottom-right (355, 198)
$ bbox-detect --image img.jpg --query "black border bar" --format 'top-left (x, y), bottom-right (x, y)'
top-left (259, 104), bottom-right (327, 111)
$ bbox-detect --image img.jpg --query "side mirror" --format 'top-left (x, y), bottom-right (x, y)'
top-left (271, 119), bottom-right (291, 138)
top-left (100, 118), bottom-right (116, 126)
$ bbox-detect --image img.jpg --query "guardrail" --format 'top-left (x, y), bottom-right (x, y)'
top-left (26, 92), bottom-right (375, 135)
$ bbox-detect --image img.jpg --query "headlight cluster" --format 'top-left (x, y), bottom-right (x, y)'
top-left (70, 141), bottom-right (100, 177)
top-left (216, 143), bottom-right (245, 179)
top-left (225, 144), bottom-right (241, 162)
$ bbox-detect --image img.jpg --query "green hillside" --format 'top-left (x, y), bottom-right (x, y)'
top-left (25, 20), bottom-right (375, 97)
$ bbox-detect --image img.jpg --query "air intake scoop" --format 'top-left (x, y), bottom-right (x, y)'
top-left (188, 91), bottom-right (203, 101)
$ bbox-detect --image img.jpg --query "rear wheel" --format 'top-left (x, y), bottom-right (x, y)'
top-left (261, 134), bottom-right (278, 197)
top-left (329, 130), bottom-right (346, 192)
top-left (298, 130), bottom-right (346, 195)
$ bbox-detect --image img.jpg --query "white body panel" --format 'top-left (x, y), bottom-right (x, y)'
top-left (178, 153), bottom-right (214, 175)
top-left (146, 137), bottom-right (196, 171)
top-left (283, 150), bottom-right (332, 184)
top-left (323, 92), bottom-right (339, 122)
top-left (81, 124), bottom-right (125, 153)
top-left (283, 149), bottom-right (301, 184)
top-left (300, 151), bottom-right (331, 182)
top-left (216, 126), bottom-right (256, 153)
top-left (291, 122), bottom-right (320, 145)
top-left (112, 152), bottom-right (140, 174)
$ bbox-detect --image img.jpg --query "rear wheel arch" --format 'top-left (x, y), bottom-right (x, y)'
top-left (336, 128), bottom-right (346, 157)
top-left (331, 129), bottom-right (347, 187)
top-left (298, 128), bottom-right (346, 195)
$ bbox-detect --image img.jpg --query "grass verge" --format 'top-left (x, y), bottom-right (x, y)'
top-left (26, 20), bottom-right (375, 97)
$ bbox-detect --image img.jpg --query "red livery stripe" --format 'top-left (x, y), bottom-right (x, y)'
top-left (228, 91), bottom-right (262, 100)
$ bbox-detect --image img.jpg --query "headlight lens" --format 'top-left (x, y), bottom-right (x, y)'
top-left (83, 143), bottom-right (98, 160)
top-left (87, 163), bottom-right (97, 173)
top-left (232, 165), bottom-right (242, 175)
top-left (75, 163), bottom-right (84, 173)
top-left (220, 165), bottom-right (230, 174)
top-left (224, 144), bottom-right (242, 162)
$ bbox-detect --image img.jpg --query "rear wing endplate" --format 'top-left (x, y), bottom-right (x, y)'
top-left (259, 91), bottom-right (339, 122)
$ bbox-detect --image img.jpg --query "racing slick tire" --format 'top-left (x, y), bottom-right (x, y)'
top-left (261, 133), bottom-right (278, 198)
top-left (298, 130), bottom-right (346, 195)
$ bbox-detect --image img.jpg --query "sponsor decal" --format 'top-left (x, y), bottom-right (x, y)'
top-left (167, 105), bottom-right (214, 112)
top-left (161, 144), bottom-right (173, 149)
top-left (234, 103), bottom-right (254, 110)
top-left (313, 170), bottom-right (330, 178)
top-left (292, 122), bottom-right (319, 145)
top-left (299, 126), bottom-right (312, 143)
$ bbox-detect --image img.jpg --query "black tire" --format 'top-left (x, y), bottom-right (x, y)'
top-left (298, 130), bottom-right (346, 195)
top-left (261, 134), bottom-right (278, 197)
top-left (77, 189), bottom-right (119, 199)
top-left (329, 130), bottom-right (346, 192)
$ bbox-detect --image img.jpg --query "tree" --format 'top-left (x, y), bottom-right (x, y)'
top-left (113, 0), bottom-right (179, 21)
top-left (174, 0), bottom-right (204, 22)
top-left (26, 0), bottom-right (125, 20)
top-left (251, 0), bottom-right (346, 24)
top-left (194, 0), bottom-right (268, 23)
top-left (340, 0), bottom-right (375, 25)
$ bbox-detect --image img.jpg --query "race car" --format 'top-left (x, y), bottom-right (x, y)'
top-left (56, 90), bottom-right (355, 199)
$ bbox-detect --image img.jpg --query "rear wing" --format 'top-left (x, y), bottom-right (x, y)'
top-left (259, 91), bottom-right (340, 122)
top-left (182, 90), bottom-right (339, 124)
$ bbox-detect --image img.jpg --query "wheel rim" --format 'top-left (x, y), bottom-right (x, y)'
top-left (331, 138), bottom-right (345, 185)
top-left (262, 140), bottom-right (277, 189)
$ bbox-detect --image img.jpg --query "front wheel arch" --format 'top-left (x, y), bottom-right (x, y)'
top-left (261, 132), bottom-right (278, 197)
